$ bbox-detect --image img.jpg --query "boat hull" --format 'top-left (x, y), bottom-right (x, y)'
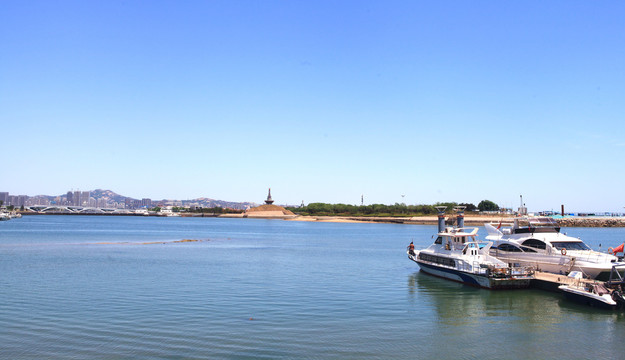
top-left (414, 260), bottom-right (531, 290)
top-left (559, 286), bottom-right (619, 310)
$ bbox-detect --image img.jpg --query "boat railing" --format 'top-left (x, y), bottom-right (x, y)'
top-left (455, 260), bottom-right (488, 275)
top-left (487, 265), bottom-right (534, 278)
top-left (454, 258), bottom-right (534, 278)
top-left (563, 250), bottom-right (614, 264)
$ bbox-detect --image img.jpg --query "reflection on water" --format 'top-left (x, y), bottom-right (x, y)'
top-left (2, 216), bottom-right (625, 359)
top-left (406, 269), bottom-right (625, 359)
top-left (408, 271), bottom-right (485, 325)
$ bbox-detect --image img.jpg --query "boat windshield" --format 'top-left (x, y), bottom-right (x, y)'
top-left (514, 217), bottom-right (560, 233)
top-left (528, 217), bottom-right (559, 227)
top-left (551, 242), bottom-right (592, 251)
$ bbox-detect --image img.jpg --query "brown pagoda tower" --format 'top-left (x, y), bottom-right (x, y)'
top-left (244, 188), bottom-right (295, 218)
top-left (265, 188), bottom-right (274, 205)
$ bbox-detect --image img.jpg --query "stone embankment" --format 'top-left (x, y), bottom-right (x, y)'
top-left (288, 215), bottom-right (625, 227)
top-left (555, 217), bottom-right (625, 227)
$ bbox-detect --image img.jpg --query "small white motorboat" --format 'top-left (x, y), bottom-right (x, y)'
top-left (559, 282), bottom-right (620, 310)
top-left (558, 268), bottom-right (625, 310)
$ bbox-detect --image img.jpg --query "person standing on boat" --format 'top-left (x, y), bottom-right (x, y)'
top-left (408, 242), bottom-right (415, 256)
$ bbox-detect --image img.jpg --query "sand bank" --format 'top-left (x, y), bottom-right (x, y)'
top-left (284, 215), bottom-right (625, 227)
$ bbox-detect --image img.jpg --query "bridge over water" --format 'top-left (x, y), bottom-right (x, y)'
top-left (27, 206), bottom-right (136, 214)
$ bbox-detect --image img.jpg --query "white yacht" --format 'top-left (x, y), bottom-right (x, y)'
top-left (485, 217), bottom-right (623, 281)
top-left (408, 209), bottom-right (532, 289)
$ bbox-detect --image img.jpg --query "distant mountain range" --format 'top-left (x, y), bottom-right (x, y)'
top-left (88, 189), bottom-right (127, 203)
top-left (31, 189), bottom-right (258, 210)
top-left (94, 189), bottom-right (259, 209)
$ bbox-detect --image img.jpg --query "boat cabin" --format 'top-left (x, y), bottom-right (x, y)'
top-left (435, 227), bottom-right (479, 251)
top-left (512, 217), bottom-right (560, 234)
top-left (493, 238), bottom-right (591, 254)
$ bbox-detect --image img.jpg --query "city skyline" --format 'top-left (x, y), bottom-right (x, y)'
top-left (0, 188), bottom-right (622, 215)
top-left (2, 2), bottom-right (624, 212)
top-left (0, 188), bottom-right (257, 210)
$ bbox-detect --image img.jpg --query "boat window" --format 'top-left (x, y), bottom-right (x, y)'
top-left (551, 242), bottom-right (592, 251)
top-left (418, 253), bottom-right (455, 267)
top-left (522, 239), bottom-right (547, 250)
top-left (519, 246), bottom-right (537, 253)
top-left (495, 244), bottom-right (523, 252)
top-left (435, 236), bottom-right (442, 244)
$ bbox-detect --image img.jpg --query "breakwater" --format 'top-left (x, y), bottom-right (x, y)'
top-left (290, 215), bottom-right (625, 227)
top-left (555, 217), bottom-right (625, 227)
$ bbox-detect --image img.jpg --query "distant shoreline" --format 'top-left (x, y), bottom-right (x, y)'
top-left (15, 212), bottom-right (625, 227)
top-left (285, 215), bottom-right (625, 227)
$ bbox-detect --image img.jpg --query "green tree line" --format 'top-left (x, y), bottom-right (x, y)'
top-left (186, 207), bottom-right (244, 214)
top-left (286, 200), bottom-right (498, 217)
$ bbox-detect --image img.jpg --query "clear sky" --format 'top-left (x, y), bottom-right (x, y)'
top-left (1, 1), bottom-right (624, 212)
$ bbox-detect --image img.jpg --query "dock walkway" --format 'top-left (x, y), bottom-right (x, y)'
top-left (531, 271), bottom-right (594, 292)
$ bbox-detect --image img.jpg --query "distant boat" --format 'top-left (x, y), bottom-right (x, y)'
top-left (134, 209), bottom-right (150, 216)
top-left (161, 208), bottom-right (181, 217)
top-left (0, 212), bottom-right (10, 221)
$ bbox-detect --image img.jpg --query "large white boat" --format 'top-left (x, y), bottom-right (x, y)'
top-left (485, 217), bottom-right (623, 281)
top-left (408, 210), bottom-right (532, 289)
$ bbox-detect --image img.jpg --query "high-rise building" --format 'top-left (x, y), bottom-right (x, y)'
top-left (17, 195), bottom-right (28, 206)
top-left (27, 196), bottom-right (50, 206)
top-left (81, 191), bottom-right (90, 206)
top-left (0, 192), bottom-right (8, 206)
top-left (8, 195), bottom-right (18, 206)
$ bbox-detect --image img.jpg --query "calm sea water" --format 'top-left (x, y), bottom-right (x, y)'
top-left (1, 216), bottom-right (625, 359)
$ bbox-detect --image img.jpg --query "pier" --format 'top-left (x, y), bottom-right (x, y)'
top-left (531, 271), bottom-right (594, 292)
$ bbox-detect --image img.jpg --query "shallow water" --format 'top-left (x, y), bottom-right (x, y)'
top-left (1, 216), bottom-right (624, 359)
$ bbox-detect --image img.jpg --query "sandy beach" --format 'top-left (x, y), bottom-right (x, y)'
top-left (283, 215), bottom-right (625, 227)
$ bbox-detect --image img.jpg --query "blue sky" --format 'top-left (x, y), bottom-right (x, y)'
top-left (1, 1), bottom-right (624, 212)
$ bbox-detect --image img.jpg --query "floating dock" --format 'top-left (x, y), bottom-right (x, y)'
top-left (530, 271), bottom-right (595, 292)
